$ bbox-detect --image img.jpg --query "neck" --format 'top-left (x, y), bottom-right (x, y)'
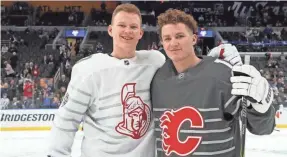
top-left (173, 53), bottom-right (201, 73)
top-left (111, 45), bottom-right (136, 59)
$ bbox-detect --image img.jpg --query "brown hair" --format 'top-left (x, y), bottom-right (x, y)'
top-left (111, 3), bottom-right (142, 24)
top-left (157, 9), bottom-right (198, 39)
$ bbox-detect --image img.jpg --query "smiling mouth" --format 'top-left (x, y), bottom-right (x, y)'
top-left (121, 36), bottom-right (133, 40)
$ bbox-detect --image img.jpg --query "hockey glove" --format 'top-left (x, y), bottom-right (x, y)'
top-left (208, 44), bottom-right (243, 66)
top-left (230, 65), bottom-right (274, 113)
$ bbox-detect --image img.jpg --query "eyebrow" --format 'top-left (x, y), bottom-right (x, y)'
top-left (117, 22), bottom-right (139, 26)
top-left (162, 32), bottom-right (185, 38)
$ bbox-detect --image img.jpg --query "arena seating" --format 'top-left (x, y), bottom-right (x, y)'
top-left (1, 1), bottom-right (286, 110)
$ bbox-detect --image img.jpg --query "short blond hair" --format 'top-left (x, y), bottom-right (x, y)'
top-left (157, 9), bottom-right (198, 39)
top-left (111, 3), bottom-right (142, 24)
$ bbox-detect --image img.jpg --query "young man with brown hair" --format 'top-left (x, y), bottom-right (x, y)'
top-left (48, 4), bottom-right (165, 157)
top-left (151, 9), bottom-right (275, 157)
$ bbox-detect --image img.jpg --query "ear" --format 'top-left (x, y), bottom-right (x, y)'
top-left (108, 25), bottom-right (113, 37)
top-left (192, 34), bottom-right (198, 45)
top-left (138, 28), bottom-right (144, 39)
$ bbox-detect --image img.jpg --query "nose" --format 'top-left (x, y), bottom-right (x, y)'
top-left (124, 27), bottom-right (133, 34)
top-left (170, 38), bottom-right (179, 47)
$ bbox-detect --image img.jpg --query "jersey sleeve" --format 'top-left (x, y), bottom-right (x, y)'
top-left (221, 85), bottom-right (275, 135)
top-left (245, 101), bottom-right (275, 135)
top-left (149, 50), bottom-right (166, 68)
top-left (216, 61), bottom-right (275, 135)
top-left (48, 65), bottom-right (96, 157)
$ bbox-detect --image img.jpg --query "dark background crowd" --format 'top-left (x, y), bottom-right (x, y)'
top-left (1, 1), bottom-right (286, 110)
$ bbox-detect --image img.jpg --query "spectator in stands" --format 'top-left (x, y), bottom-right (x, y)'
top-left (1, 44), bottom-right (8, 54)
top-left (28, 62), bottom-right (33, 74)
top-left (10, 97), bottom-right (21, 109)
top-left (21, 68), bottom-right (29, 79)
top-left (32, 64), bottom-right (40, 78)
top-left (48, 54), bottom-right (55, 64)
top-left (95, 42), bottom-right (104, 53)
top-left (1, 81), bottom-right (9, 98)
top-left (8, 79), bottom-right (17, 100)
top-left (278, 87), bottom-right (287, 106)
top-left (264, 70), bottom-right (272, 81)
top-left (198, 15), bottom-right (204, 26)
top-left (0, 93), bottom-right (10, 110)
top-left (23, 96), bottom-right (33, 109)
top-left (43, 55), bottom-right (48, 64)
top-left (23, 79), bottom-right (33, 100)
top-left (4, 61), bottom-right (15, 77)
top-left (63, 64), bottom-right (72, 78)
top-left (278, 71), bottom-right (285, 79)
top-left (57, 86), bottom-right (66, 101)
top-left (51, 96), bottom-right (60, 108)
top-left (57, 74), bottom-right (69, 89)
top-left (277, 77), bottom-right (285, 89)
top-left (8, 44), bottom-right (17, 53)
top-left (10, 52), bottom-right (18, 69)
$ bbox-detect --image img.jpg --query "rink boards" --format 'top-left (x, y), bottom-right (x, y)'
top-left (0, 108), bottom-right (287, 131)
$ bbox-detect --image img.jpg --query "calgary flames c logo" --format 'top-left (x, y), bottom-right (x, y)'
top-left (115, 83), bottom-right (151, 139)
top-left (160, 106), bottom-right (204, 156)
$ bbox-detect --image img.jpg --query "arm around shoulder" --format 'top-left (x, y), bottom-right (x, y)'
top-left (150, 50), bottom-right (166, 68)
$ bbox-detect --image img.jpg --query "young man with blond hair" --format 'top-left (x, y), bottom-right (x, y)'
top-left (151, 9), bottom-right (275, 157)
top-left (48, 4), bottom-right (165, 157)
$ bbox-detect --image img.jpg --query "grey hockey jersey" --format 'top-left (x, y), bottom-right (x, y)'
top-left (151, 56), bottom-right (275, 157)
top-left (48, 50), bottom-right (165, 157)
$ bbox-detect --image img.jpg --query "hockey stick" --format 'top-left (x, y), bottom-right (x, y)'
top-left (240, 96), bottom-right (248, 157)
top-left (233, 60), bottom-right (249, 157)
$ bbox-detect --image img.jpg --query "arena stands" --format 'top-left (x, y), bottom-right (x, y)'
top-left (1, 1), bottom-right (286, 111)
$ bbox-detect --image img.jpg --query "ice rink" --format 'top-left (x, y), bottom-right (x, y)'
top-left (1, 130), bottom-right (287, 157)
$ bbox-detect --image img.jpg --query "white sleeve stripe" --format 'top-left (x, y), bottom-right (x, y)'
top-left (51, 149), bottom-right (67, 156)
top-left (69, 97), bottom-right (89, 107)
top-left (128, 66), bottom-right (149, 82)
top-left (70, 85), bottom-right (92, 97)
top-left (56, 113), bottom-right (82, 124)
top-left (53, 121), bottom-right (78, 132)
top-left (231, 99), bottom-right (241, 115)
top-left (95, 113), bottom-right (122, 121)
top-left (85, 120), bottom-right (128, 139)
top-left (54, 119), bottom-right (80, 130)
top-left (98, 99), bottom-right (150, 111)
top-left (64, 106), bottom-right (85, 115)
top-left (214, 59), bottom-right (232, 69)
top-left (224, 96), bottom-right (237, 108)
top-left (85, 112), bottom-right (114, 129)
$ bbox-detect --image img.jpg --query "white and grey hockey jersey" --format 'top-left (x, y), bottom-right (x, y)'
top-left (48, 50), bottom-right (165, 157)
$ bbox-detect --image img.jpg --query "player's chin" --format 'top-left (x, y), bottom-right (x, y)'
top-left (168, 55), bottom-right (184, 62)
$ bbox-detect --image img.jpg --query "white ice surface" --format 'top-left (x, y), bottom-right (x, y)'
top-left (0, 130), bottom-right (287, 157)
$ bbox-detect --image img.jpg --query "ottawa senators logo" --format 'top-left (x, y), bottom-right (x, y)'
top-left (115, 83), bottom-right (151, 139)
top-left (160, 106), bottom-right (204, 156)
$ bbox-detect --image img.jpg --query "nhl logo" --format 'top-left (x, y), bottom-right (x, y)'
top-left (178, 73), bottom-right (185, 79)
top-left (124, 60), bottom-right (130, 65)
